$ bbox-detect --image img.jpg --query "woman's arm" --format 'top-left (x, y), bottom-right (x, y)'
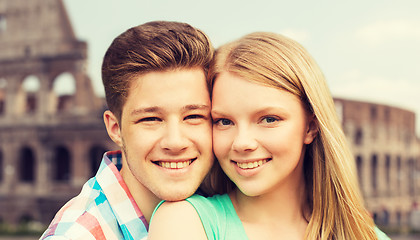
top-left (148, 200), bottom-right (208, 240)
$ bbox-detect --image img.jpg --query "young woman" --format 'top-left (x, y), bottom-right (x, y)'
top-left (148, 32), bottom-right (390, 240)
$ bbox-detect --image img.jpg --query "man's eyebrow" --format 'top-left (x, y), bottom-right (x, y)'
top-left (130, 106), bottom-right (161, 115)
top-left (130, 105), bottom-right (209, 115)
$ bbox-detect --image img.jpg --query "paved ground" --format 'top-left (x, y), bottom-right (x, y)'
top-left (389, 235), bottom-right (420, 240)
top-left (0, 237), bottom-right (39, 240)
top-left (1, 234), bottom-right (419, 240)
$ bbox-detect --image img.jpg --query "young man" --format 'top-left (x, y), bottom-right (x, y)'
top-left (40, 21), bottom-right (214, 239)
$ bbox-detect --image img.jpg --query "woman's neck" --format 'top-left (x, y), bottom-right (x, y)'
top-left (230, 178), bottom-right (309, 240)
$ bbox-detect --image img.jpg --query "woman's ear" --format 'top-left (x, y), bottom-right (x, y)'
top-left (304, 114), bottom-right (318, 145)
top-left (103, 110), bottom-right (123, 147)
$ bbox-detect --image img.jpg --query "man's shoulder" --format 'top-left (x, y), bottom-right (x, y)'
top-left (40, 178), bottom-right (119, 239)
top-left (41, 159), bottom-right (148, 240)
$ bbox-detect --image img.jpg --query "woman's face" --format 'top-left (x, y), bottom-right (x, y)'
top-left (211, 72), bottom-right (316, 197)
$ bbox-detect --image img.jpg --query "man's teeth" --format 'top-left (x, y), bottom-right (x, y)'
top-left (236, 160), bottom-right (267, 169)
top-left (158, 160), bottom-right (192, 169)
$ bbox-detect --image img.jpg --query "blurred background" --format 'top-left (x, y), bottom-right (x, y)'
top-left (0, 0), bottom-right (419, 239)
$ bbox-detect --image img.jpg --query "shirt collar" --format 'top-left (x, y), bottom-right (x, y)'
top-left (96, 151), bottom-right (149, 236)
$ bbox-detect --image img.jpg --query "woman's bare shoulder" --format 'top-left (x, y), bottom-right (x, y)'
top-left (148, 200), bottom-right (207, 240)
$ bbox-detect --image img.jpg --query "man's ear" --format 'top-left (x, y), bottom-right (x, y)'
top-left (304, 114), bottom-right (318, 145)
top-left (104, 110), bottom-right (123, 147)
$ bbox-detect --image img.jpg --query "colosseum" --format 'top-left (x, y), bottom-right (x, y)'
top-left (334, 98), bottom-right (420, 229)
top-left (0, 0), bottom-right (419, 233)
top-left (0, 0), bottom-right (117, 228)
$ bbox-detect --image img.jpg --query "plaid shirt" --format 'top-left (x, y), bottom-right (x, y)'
top-left (40, 151), bottom-right (148, 240)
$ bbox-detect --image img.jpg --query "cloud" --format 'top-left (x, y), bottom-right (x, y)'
top-left (331, 70), bottom-right (420, 106)
top-left (330, 70), bottom-right (420, 134)
top-left (330, 70), bottom-right (420, 118)
top-left (355, 19), bottom-right (420, 45)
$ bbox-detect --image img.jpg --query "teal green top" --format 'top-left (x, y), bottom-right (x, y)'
top-left (153, 194), bottom-right (391, 240)
top-left (185, 194), bottom-right (248, 240)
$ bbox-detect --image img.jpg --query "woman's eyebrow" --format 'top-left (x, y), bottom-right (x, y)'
top-left (183, 104), bottom-right (210, 111)
top-left (210, 109), bottom-right (228, 116)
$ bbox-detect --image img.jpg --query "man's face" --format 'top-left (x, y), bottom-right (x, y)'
top-left (114, 68), bottom-right (213, 201)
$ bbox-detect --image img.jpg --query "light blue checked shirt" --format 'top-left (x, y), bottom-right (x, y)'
top-left (40, 151), bottom-right (148, 240)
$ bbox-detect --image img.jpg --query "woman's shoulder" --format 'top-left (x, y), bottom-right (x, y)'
top-left (148, 199), bottom-right (207, 240)
top-left (151, 198), bottom-right (205, 225)
top-left (187, 193), bottom-right (229, 205)
top-left (186, 194), bottom-right (232, 214)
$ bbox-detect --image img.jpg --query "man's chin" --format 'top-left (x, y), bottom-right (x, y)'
top-left (158, 188), bottom-right (198, 202)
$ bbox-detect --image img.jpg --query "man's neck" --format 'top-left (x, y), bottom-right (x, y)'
top-left (120, 166), bottom-right (161, 224)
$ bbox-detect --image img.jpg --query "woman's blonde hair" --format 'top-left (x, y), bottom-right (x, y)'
top-left (208, 32), bottom-right (378, 239)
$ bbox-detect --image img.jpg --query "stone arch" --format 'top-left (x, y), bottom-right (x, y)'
top-left (372, 211), bottom-right (378, 224)
top-left (0, 216), bottom-right (4, 231)
top-left (51, 72), bottom-right (76, 113)
top-left (385, 155), bottom-right (391, 196)
top-left (397, 156), bottom-right (402, 195)
top-left (18, 146), bottom-right (36, 183)
top-left (16, 75), bottom-right (41, 115)
top-left (19, 213), bottom-right (33, 225)
top-left (17, 213), bottom-right (35, 231)
top-left (0, 78), bottom-right (6, 116)
top-left (354, 128), bottom-right (363, 145)
top-left (0, 13), bottom-right (7, 33)
top-left (89, 145), bottom-right (107, 177)
top-left (382, 209), bottom-right (390, 226)
top-left (408, 158), bottom-right (415, 196)
top-left (371, 154), bottom-right (378, 196)
top-left (52, 145), bottom-right (71, 182)
top-left (356, 155), bottom-right (363, 187)
top-left (396, 211), bottom-right (402, 226)
top-left (0, 149), bottom-right (3, 182)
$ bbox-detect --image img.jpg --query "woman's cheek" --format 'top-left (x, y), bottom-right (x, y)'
top-left (213, 131), bottom-right (230, 159)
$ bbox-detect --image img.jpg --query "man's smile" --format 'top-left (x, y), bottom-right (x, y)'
top-left (153, 158), bottom-right (197, 169)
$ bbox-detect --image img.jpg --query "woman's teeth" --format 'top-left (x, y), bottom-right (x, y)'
top-left (236, 159), bottom-right (267, 169)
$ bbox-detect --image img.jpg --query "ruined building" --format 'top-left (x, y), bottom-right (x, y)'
top-left (0, 0), bottom-right (116, 227)
top-left (0, 0), bottom-right (419, 231)
top-left (335, 98), bottom-right (420, 228)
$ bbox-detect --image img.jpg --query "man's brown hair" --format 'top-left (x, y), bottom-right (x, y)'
top-left (102, 21), bottom-right (213, 121)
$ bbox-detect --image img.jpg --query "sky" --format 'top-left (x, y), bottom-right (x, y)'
top-left (63, 0), bottom-right (420, 134)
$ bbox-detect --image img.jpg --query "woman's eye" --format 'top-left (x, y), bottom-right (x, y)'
top-left (260, 116), bottom-right (279, 124)
top-left (214, 118), bottom-right (233, 126)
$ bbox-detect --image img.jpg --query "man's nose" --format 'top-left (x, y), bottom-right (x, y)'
top-left (159, 121), bottom-right (190, 153)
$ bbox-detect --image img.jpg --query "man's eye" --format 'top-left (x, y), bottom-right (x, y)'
top-left (138, 117), bottom-right (161, 122)
top-left (185, 114), bottom-right (209, 125)
top-left (214, 118), bottom-right (233, 126)
top-left (185, 114), bottom-right (205, 120)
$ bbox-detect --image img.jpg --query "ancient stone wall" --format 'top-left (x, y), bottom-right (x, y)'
top-left (0, 0), bottom-right (117, 227)
top-left (335, 98), bottom-right (420, 228)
